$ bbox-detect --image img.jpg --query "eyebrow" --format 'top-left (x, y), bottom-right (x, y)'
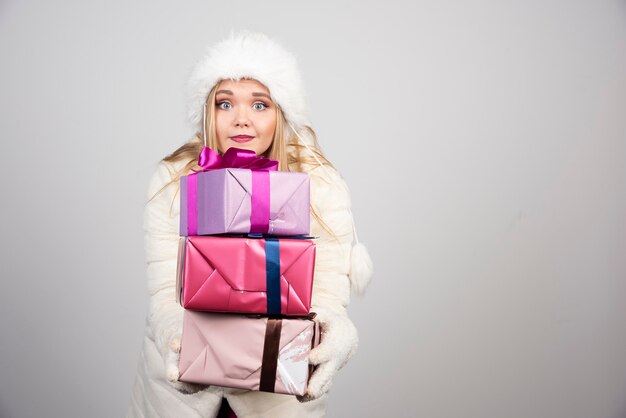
top-left (215, 89), bottom-right (272, 100)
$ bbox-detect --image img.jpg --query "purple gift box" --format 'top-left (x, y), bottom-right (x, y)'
top-left (180, 168), bottom-right (310, 236)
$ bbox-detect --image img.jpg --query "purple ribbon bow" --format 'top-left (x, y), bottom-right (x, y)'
top-left (186, 147), bottom-right (278, 235)
top-left (192, 146), bottom-right (278, 173)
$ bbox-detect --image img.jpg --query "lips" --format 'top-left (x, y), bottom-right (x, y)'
top-left (230, 135), bottom-right (254, 144)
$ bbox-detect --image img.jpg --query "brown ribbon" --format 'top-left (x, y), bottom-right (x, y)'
top-left (259, 318), bottom-right (282, 392)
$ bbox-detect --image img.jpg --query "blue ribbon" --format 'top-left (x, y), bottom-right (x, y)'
top-left (265, 238), bottom-right (281, 315)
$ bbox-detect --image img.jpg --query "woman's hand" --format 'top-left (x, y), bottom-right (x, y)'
top-left (297, 305), bottom-right (359, 402)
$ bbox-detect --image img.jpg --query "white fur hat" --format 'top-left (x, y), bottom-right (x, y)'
top-left (186, 29), bottom-right (311, 134)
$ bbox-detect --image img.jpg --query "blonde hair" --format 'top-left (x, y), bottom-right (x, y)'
top-left (152, 79), bottom-right (336, 237)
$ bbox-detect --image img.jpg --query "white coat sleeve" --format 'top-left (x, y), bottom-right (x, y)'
top-left (143, 162), bottom-right (185, 372)
top-left (309, 166), bottom-right (355, 311)
top-left (300, 164), bottom-right (361, 401)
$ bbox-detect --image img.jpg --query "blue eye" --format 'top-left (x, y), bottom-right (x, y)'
top-left (253, 102), bottom-right (268, 110)
top-left (217, 101), bottom-right (231, 110)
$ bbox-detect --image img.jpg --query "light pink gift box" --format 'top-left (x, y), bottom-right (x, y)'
top-left (178, 310), bottom-right (320, 396)
top-left (176, 236), bottom-right (316, 316)
top-left (180, 168), bottom-right (310, 236)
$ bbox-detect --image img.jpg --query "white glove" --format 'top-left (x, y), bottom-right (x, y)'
top-left (298, 305), bottom-right (358, 402)
top-left (150, 276), bottom-right (207, 394)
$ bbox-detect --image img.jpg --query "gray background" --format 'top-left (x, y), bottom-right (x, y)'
top-left (1, 1), bottom-right (625, 417)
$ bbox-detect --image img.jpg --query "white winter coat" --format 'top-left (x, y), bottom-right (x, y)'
top-left (127, 156), bottom-right (360, 418)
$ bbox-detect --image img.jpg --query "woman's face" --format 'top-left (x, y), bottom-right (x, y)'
top-left (213, 78), bottom-right (277, 156)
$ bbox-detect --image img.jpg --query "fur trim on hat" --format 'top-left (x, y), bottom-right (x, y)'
top-left (187, 29), bottom-right (311, 133)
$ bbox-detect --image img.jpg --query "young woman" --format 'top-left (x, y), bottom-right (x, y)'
top-left (127, 30), bottom-right (373, 418)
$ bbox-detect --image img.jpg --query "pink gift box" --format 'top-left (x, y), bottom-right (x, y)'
top-left (179, 310), bottom-right (320, 396)
top-left (180, 168), bottom-right (310, 236)
top-left (176, 236), bottom-right (316, 316)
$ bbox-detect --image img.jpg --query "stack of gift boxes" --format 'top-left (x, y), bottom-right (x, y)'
top-left (174, 147), bottom-right (319, 396)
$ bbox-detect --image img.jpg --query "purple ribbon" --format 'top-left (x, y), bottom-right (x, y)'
top-left (186, 147), bottom-right (277, 235)
top-left (251, 170), bottom-right (270, 234)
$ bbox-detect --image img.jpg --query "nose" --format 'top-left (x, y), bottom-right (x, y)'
top-left (234, 107), bottom-right (251, 127)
